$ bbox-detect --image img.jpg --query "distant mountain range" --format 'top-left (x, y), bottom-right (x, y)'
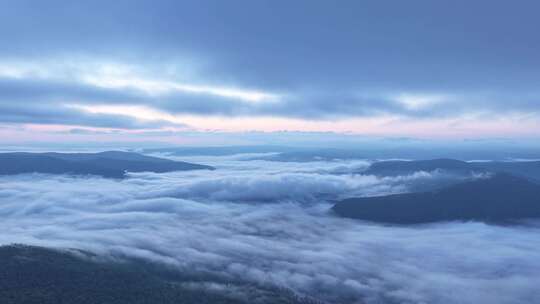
top-left (0, 151), bottom-right (214, 178)
top-left (135, 145), bottom-right (540, 161)
top-left (247, 148), bottom-right (540, 162)
top-left (142, 146), bottom-right (296, 156)
top-left (333, 173), bottom-right (540, 224)
top-left (363, 158), bottom-right (540, 182)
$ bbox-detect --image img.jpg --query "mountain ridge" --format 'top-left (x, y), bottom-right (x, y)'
top-left (363, 158), bottom-right (540, 182)
top-left (333, 173), bottom-right (540, 224)
top-left (0, 151), bottom-right (214, 178)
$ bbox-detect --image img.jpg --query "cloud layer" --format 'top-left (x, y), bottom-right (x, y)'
top-left (1, 155), bottom-right (539, 303)
top-left (0, 0), bottom-right (539, 140)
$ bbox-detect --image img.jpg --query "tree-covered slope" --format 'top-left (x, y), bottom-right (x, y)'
top-left (0, 245), bottom-right (319, 304)
top-left (333, 173), bottom-right (540, 224)
top-left (363, 159), bottom-right (540, 182)
top-left (0, 151), bottom-right (214, 178)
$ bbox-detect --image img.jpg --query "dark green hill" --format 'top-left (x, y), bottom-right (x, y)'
top-left (0, 245), bottom-right (319, 304)
top-left (363, 159), bottom-right (479, 176)
top-left (333, 173), bottom-right (540, 224)
top-left (0, 151), bottom-right (214, 178)
top-left (363, 159), bottom-right (540, 182)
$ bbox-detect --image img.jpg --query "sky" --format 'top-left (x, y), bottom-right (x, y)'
top-left (1, 0), bottom-right (540, 146)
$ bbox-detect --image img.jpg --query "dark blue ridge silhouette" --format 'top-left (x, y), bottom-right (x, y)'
top-left (333, 173), bottom-right (540, 224)
top-left (0, 151), bottom-right (214, 178)
top-left (0, 245), bottom-right (319, 304)
top-left (363, 158), bottom-right (540, 181)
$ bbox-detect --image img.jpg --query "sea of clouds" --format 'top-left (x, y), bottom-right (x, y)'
top-left (0, 154), bottom-right (539, 304)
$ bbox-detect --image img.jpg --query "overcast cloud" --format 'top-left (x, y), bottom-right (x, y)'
top-left (0, 0), bottom-right (539, 140)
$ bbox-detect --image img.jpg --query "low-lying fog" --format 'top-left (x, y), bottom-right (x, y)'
top-left (1, 154), bottom-right (539, 304)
